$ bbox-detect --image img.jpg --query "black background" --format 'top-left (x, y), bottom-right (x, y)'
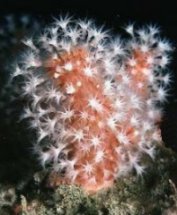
top-left (1, 0), bottom-right (177, 151)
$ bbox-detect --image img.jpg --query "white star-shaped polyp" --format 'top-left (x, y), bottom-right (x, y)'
top-left (104, 80), bottom-right (114, 91)
top-left (88, 97), bottom-right (103, 112)
top-left (158, 40), bottom-right (171, 52)
top-left (82, 162), bottom-right (94, 175)
top-left (67, 158), bottom-right (77, 170)
top-left (125, 24), bottom-right (134, 35)
top-left (66, 84), bottom-right (76, 94)
top-left (130, 95), bottom-right (142, 110)
top-left (107, 116), bottom-right (117, 130)
top-left (114, 98), bottom-right (124, 110)
top-left (143, 146), bottom-right (155, 158)
top-left (38, 128), bottom-right (48, 142)
top-left (128, 58), bottom-right (137, 67)
top-left (88, 177), bottom-right (97, 185)
top-left (79, 142), bottom-right (90, 153)
top-left (60, 107), bottom-right (74, 121)
top-left (148, 110), bottom-right (156, 119)
top-left (12, 66), bottom-right (23, 78)
top-left (146, 56), bottom-right (154, 64)
top-left (142, 68), bottom-right (151, 76)
top-left (72, 129), bottom-right (84, 142)
top-left (63, 62), bottom-right (73, 71)
top-left (157, 87), bottom-right (167, 101)
top-left (79, 111), bottom-right (89, 120)
top-left (56, 65), bottom-right (62, 73)
top-left (40, 151), bottom-right (51, 166)
top-left (67, 169), bottom-right (79, 182)
top-left (117, 131), bottom-right (129, 145)
top-left (90, 136), bottom-right (101, 148)
top-left (128, 153), bottom-right (140, 167)
top-left (130, 115), bottom-right (139, 127)
top-left (162, 74), bottom-right (171, 85)
top-left (142, 121), bottom-right (152, 132)
top-left (137, 82), bottom-right (144, 89)
top-left (83, 67), bottom-right (94, 77)
top-left (140, 44), bottom-right (149, 53)
top-left (95, 150), bottom-right (105, 163)
top-left (122, 74), bottom-right (131, 85)
top-left (44, 117), bottom-right (57, 133)
top-left (134, 164), bottom-right (145, 175)
top-left (160, 56), bottom-right (169, 67)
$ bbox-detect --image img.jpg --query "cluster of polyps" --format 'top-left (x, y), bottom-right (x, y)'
top-left (10, 17), bottom-right (172, 193)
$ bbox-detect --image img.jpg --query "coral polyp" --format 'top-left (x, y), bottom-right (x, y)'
top-left (10, 17), bottom-right (172, 193)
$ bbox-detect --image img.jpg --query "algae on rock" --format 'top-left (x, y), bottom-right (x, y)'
top-left (0, 144), bottom-right (177, 215)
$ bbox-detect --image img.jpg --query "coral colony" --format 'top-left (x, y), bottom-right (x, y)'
top-left (10, 17), bottom-right (172, 193)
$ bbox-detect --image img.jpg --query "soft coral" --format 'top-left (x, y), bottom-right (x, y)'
top-left (9, 18), bottom-right (172, 194)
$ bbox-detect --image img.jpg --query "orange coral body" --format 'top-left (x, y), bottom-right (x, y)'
top-left (46, 47), bottom-right (121, 193)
